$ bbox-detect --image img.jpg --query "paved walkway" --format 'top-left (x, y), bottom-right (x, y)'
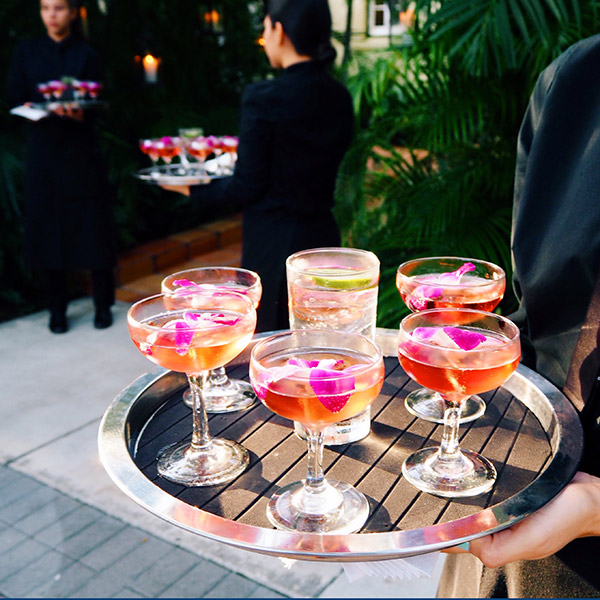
top-left (0, 299), bottom-right (444, 598)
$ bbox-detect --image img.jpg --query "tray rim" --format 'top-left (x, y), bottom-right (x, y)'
top-left (134, 161), bottom-right (232, 186)
top-left (98, 328), bottom-right (583, 561)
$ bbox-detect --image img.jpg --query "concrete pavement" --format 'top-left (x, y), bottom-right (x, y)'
top-left (0, 298), bottom-right (444, 598)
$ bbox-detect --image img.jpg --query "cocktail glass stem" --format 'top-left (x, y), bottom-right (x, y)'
top-left (429, 397), bottom-right (475, 477)
top-left (156, 369), bottom-right (249, 487)
top-left (188, 372), bottom-right (211, 450)
top-left (208, 367), bottom-right (228, 387)
top-left (296, 427), bottom-right (342, 515)
top-left (439, 399), bottom-right (462, 458)
top-left (196, 366), bottom-right (256, 413)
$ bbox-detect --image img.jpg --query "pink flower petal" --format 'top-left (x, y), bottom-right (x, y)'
top-left (256, 358), bottom-right (357, 413)
top-left (412, 327), bottom-right (437, 342)
top-left (443, 326), bottom-right (487, 350)
top-left (408, 285), bottom-right (443, 310)
top-left (174, 321), bottom-right (194, 355)
top-left (288, 358), bottom-right (342, 370)
top-left (438, 262), bottom-right (476, 282)
top-left (309, 368), bottom-right (355, 413)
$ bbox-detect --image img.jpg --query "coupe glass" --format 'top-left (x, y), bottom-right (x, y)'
top-left (396, 257), bottom-right (506, 424)
top-left (139, 138), bottom-right (160, 174)
top-left (398, 308), bottom-right (520, 497)
top-left (181, 135), bottom-right (213, 166)
top-left (286, 247), bottom-right (380, 445)
top-left (127, 290), bottom-right (256, 486)
top-left (161, 267), bottom-right (262, 412)
top-left (36, 82), bottom-right (52, 101)
top-left (154, 136), bottom-right (181, 165)
top-left (249, 329), bottom-right (384, 533)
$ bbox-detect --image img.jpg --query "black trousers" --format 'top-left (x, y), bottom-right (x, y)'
top-left (45, 269), bottom-right (114, 315)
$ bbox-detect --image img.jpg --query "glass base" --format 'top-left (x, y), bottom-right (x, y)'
top-left (294, 407), bottom-right (371, 445)
top-left (182, 379), bottom-right (257, 413)
top-left (267, 479), bottom-right (370, 534)
top-left (402, 446), bottom-right (496, 498)
top-left (157, 438), bottom-right (249, 487)
top-left (404, 388), bottom-right (486, 424)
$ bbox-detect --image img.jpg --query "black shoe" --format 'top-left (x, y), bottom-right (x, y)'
top-left (49, 313), bottom-right (68, 334)
top-left (94, 307), bottom-right (113, 329)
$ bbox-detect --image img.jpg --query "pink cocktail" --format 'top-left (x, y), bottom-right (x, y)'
top-left (128, 290), bottom-right (256, 486)
top-left (250, 330), bottom-right (384, 533)
top-left (162, 267), bottom-right (262, 413)
top-left (153, 136), bottom-right (181, 164)
top-left (396, 256), bottom-right (506, 424)
top-left (398, 308), bottom-right (520, 497)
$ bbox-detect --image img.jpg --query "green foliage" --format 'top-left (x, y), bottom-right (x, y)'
top-left (0, 0), bottom-right (268, 321)
top-left (335, 0), bottom-right (600, 328)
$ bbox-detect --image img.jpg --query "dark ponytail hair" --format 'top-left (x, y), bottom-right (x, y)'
top-left (265, 0), bottom-right (336, 65)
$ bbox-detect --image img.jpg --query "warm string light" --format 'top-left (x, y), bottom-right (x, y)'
top-left (204, 9), bottom-right (220, 25)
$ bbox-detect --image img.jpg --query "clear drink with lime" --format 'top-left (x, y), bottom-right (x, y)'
top-left (286, 247), bottom-right (380, 444)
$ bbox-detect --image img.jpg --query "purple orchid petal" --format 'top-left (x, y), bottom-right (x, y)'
top-left (174, 321), bottom-right (194, 355)
top-left (183, 311), bottom-right (241, 327)
top-left (257, 358), bottom-right (357, 413)
top-left (309, 368), bottom-right (355, 413)
top-left (443, 326), bottom-right (487, 350)
top-left (288, 358), bottom-right (342, 370)
top-left (412, 327), bottom-right (437, 342)
top-left (172, 278), bottom-right (198, 289)
top-left (408, 285), bottom-right (443, 310)
top-left (438, 262), bottom-right (476, 282)
top-left (254, 362), bottom-right (308, 400)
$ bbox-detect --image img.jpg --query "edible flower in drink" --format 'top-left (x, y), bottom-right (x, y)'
top-left (409, 262), bottom-right (476, 311)
top-left (411, 326), bottom-right (487, 351)
top-left (140, 311), bottom-right (241, 356)
top-left (253, 358), bottom-right (365, 413)
top-left (171, 278), bottom-right (248, 297)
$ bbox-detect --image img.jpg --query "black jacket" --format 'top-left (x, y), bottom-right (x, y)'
top-left (7, 34), bottom-right (115, 271)
top-left (190, 60), bottom-right (354, 331)
top-left (438, 33), bottom-right (600, 598)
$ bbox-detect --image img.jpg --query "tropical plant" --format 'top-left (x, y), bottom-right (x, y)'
top-left (0, 0), bottom-right (267, 322)
top-left (335, 0), bottom-right (600, 328)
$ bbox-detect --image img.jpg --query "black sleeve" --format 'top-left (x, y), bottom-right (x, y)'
top-left (6, 43), bottom-right (30, 108)
top-left (82, 45), bottom-right (104, 82)
top-left (190, 85), bottom-right (273, 210)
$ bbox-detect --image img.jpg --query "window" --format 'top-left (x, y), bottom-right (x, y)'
top-left (369, 0), bottom-right (413, 36)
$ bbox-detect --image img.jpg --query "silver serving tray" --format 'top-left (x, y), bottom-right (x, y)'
top-left (98, 329), bottom-right (583, 561)
top-left (134, 160), bottom-right (232, 186)
top-left (32, 99), bottom-right (106, 110)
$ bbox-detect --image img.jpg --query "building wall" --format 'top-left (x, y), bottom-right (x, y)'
top-left (329, 0), bottom-right (412, 52)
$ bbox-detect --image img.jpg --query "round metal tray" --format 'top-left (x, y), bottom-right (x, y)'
top-left (98, 329), bottom-right (583, 561)
top-left (134, 160), bottom-right (232, 186)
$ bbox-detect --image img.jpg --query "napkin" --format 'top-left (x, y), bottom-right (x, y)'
top-left (280, 552), bottom-right (440, 583)
top-left (10, 105), bottom-right (49, 121)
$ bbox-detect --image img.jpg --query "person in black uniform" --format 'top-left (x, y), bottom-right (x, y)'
top-left (438, 33), bottom-right (600, 598)
top-left (161, 0), bottom-right (354, 332)
top-left (7, 0), bottom-right (116, 333)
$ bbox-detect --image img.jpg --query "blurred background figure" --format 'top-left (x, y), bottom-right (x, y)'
top-left (162, 0), bottom-right (354, 332)
top-left (6, 0), bottom-right (116, 333)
